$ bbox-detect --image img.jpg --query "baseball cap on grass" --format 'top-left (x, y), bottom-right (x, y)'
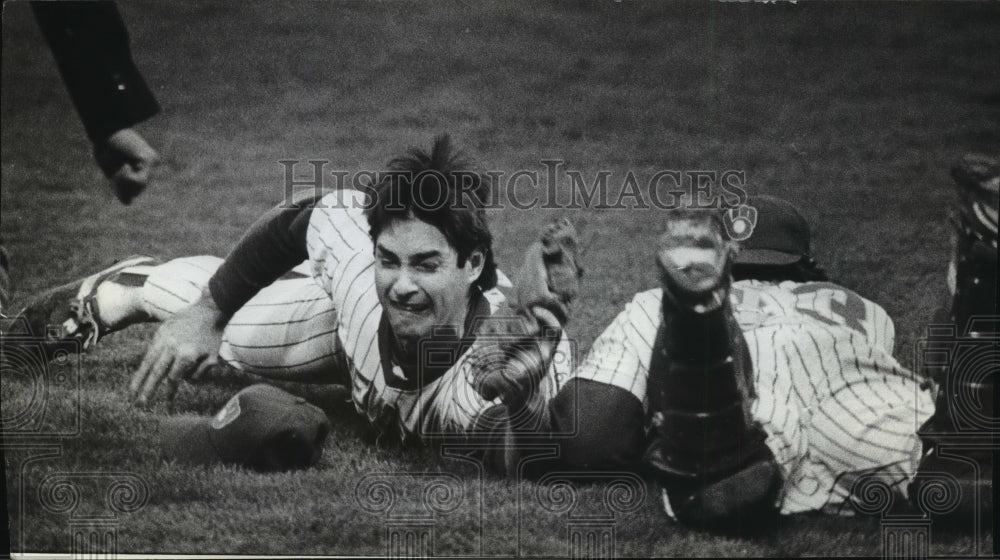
top-left (734, 195), bottom-right (811, 266)
top-left (160, 384), bottom-right (330, 472)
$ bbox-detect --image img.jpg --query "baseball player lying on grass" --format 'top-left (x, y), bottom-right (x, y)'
top-left (10, 140), bottom-right (995, 534)
top-left (497, 161), bottom-right (995, 534)
top-left (9, 135), bottom-right (579, 472)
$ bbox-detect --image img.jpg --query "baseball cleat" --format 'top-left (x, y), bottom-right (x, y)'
top-left (645, 209), bottom-right (779, 533)
top-left (7, 255), bottom-right (157, 360)
top-left (909, 154), bottom-right (997, 528)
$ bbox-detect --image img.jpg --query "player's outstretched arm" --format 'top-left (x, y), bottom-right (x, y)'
top-left (474, 218), bottom-right (581, 406)
top-left (472, 219), bottom-right (583, 475)
top-left (129, 285), bottom-right (228, 406)
top-left (129, 200), bottom-right (317, 405)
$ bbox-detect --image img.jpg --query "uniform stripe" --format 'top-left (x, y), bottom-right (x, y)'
top-left (226, 307), bottom-right (335, 326)
top-left (308, 222), bottom-right (339, 262)
top-left (145, 279), bottom-right (192, 305)
top-left (323, 209), bottom-right (358, 252)
top-left (342, 262), bottom-right (376, 331)
top-left (224, 327), bottom-right (337, 349)
top-left (241, 295), bottom-right (328, 308)
top-left (827, 330), bottom-right (882, 419)
top-left (345, 207), bottom-right (369, 236)
top-left (226, 352), bottom-right (339, 371)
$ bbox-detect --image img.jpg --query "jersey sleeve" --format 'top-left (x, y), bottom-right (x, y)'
top-left (305, 190), bottom-right (382, 369)
top-left (571, 289), bottom-right (660, 404)
top-left (306, 190), bottom-right (373, 301)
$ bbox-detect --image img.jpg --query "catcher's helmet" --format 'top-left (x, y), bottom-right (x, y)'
top-left (733, 195), bottom-right (811, 266)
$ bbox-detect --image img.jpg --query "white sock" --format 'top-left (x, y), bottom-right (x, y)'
top-left (92, 264), bottom-right (157, 330)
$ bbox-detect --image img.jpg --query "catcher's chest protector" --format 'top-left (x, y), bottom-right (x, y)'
top-left (643, 284), bottom-right (768, 481)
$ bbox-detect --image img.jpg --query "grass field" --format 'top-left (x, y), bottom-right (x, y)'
top-left (2, 0), bottom-right (998, 556)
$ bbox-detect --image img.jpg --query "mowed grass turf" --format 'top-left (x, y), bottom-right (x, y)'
top-left (2, 0), bottom-right (998, 556)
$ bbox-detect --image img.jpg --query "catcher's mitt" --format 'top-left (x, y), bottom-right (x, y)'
top-left (513, 218), bottom-right (583, 324)
top-left (470, 219), bottom-right (583, 409)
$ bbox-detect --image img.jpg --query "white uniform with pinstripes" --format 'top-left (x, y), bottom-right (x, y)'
top-left (571, 280), bottom-right (934, 516)
top-left (138, 189), bottom-right (571, 440)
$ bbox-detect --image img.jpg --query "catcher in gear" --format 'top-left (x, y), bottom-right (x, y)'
top-left (501, 182), bottom-right (994, 534)
top-left (5, 136), bottom-right (581, 472)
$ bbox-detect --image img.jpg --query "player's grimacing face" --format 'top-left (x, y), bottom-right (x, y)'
top-left (374, 217), bottom-right (484, 343)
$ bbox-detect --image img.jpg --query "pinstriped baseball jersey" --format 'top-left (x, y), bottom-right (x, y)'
top-left (306, 189), bottom-right (571, 440)
top-left (572, 279), bottom-right (933, 515)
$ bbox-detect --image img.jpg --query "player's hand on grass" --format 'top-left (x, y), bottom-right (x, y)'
top-left (129, 289), bottom-right (226, 406)
top-left (94, 128), bottom-right (160, 205)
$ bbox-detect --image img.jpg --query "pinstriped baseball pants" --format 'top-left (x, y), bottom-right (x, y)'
top-left (139, 255), bottom-right (350, 383)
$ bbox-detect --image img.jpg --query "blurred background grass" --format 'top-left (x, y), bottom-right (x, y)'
top-left (2, 0), bottom-right (998, 556)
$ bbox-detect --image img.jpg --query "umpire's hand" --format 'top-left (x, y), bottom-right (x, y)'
top-left (129, 288), bottom-right (226, 406)
top-left (94, 128), bottom-right (160, 204)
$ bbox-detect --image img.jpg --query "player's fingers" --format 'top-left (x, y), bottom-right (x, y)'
top-left (129, 345), bottom-right (161, 399)
top-left (190, 353), bottom-right (218, 382)
top-left (137, 350), bottom-right (176, 406)
top-left (162, 358), bottom-right (192, 403)
top-left (162, 377), bottom-right (179, 404)
top-left (522, 292), bottom-right (568, 323)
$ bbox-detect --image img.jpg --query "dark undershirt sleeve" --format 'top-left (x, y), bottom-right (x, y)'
top-left (472, 378), bottom-right (647, 479)
top-left (547, 379), bottom-right (646, 474)
top-left (207, 199), bottom-right (318, 315)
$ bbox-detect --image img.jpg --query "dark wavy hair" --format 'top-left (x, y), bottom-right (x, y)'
top-left (731, 255), bottom-right (830, 283)
top-left (365, 135), bottom-right (498, 292)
